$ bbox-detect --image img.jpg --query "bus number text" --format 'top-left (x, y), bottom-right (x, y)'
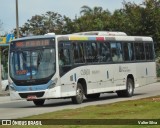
top-left (81, 69), bottom-right (90, 75)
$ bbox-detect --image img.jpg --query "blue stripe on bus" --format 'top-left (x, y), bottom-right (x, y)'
top-left (12, 81), bottom-right (52, 92)
top-left (88, 37), bottom-right (96, 40)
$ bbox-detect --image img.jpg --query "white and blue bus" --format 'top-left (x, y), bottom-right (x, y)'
top-left (8, 31), bottom-right (157, 106)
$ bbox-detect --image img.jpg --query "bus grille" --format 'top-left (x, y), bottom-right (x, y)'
top-left (19, 92), bottom-right (45, 98)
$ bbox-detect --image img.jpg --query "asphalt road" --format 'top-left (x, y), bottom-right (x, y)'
top-left (0, 82), bottom-right (160, 119)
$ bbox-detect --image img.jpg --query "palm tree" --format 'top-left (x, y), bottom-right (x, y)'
top-left (80, 5), bottom-right (103, 16)
top-left (80, 5), bottom-right (92, 15)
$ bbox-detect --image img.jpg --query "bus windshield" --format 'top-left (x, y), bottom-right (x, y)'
top-left (9, 39), bottom-right (56, 85)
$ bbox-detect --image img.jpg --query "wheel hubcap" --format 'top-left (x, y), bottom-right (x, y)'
top-left (77, 88), bottom-right (83, 99)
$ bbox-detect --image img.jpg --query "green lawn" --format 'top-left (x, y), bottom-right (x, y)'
top-left (26, 96), bottom-right (160, 120)
top-left (2, 96), bottom-right (160, 128)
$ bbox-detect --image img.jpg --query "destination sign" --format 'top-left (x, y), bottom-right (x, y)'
top-left (15, 39), bottom-right (51, 48)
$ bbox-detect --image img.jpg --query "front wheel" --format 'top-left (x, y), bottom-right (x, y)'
top-left (72, 83), bottom-right (84, 104)
top-left (33, 99), bottom-right (45, 106)
top-left (116, 78), bottom-right (134, 97)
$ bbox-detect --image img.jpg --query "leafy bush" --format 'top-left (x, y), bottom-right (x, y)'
top-left (157, 68), bottom-right (160, 77)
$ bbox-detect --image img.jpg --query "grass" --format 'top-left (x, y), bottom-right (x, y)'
top-left (1, 96), bottom-right (160, 128)
top-left (26, 96), bottom-right (160, 119)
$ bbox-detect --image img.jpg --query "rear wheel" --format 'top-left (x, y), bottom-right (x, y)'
top-left (72, 83), bottom-right (84, 104)
top-left (33, 99), bottom-right (45, 106)
top-left (117, 78), bottom-right (134, 97)
top-left (85, 93), bottom-right (100, 99)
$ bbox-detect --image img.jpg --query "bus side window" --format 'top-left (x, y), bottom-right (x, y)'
top-left (145, 43), bottom-right (154, 60)
top-left (85, 42), bottom-right (98, 63)
top-left (79, 43), bottom-right (85, 63)
top-left (59, 48), bottom-right (71, 66)
top-left (72, 42), bottom-right (85, 64)
top-left (85, 42), bottom-right (92, 63)
top-left (140, 43), bottom-right (145, 60)
top-left (110, 42), bottom-right (123, 62)
top-left (98, 42), bottom-right (111, 62)
top-left (123, 42), bottom-right (134, 61)
top-left (91, 42), bottom-right (98, 62)
top-left (135, 43), bottom-right (140, 60)
top-left (59, 49), bottom-right (65, 66)
top-left (128, 43), bottom-right (134, 61)
top-left (135, 42), bottom-right (145, 61)
top-left (58, 42), bottom-right (72, 76)
top-left (123, 43), bottom-right (130, 61)
top-left (117, 42), bottom-right (123, 62)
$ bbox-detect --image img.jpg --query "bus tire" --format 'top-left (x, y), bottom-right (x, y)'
top-left (85, 93), bottom-right (100, 99)
top-left (33, 99), bottom-right (45, 106)
top-left (116, 78), bottom-right (134, 97)
top-left (72, 83), bottom-right (84, 104)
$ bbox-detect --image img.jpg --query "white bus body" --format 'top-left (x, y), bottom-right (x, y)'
top-left (8, 32), bottom-right (157, 106)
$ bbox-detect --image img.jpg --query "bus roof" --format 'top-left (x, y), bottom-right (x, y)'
top-left (57, 35), bottom-right (153, 42)
top-left (12, 34), bottom-right (55, 42)
top-left (12, 32), bottom-right (153, 42)
top-left (71, 31), bottom-right (127, 36)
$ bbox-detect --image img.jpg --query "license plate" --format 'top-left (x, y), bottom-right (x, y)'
top-left (27, 95), bottom-right (37, 100)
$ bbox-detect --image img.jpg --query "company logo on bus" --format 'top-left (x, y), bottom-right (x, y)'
top-left (119, 66), bottom-right (131, 72)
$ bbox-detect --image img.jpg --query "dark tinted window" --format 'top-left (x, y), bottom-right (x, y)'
top-left (85, 42), bottom-right (98, 62)
top-left (123, 42), bottom-right (134, 61)
top-left (135, 42), bottom-right (145, 60)
top-left (72, 42), bottom-right (85, 63)
top-left (58, 42), bottom-right (71, 66)
top-left (110, 42), bottom-right (123, 62)
top-left (145, 43), bottom-right (154, 60)
top-left (97, 42), bottom-right (111, 62)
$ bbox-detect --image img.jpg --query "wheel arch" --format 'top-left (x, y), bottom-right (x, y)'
top-left (127, 74), bottom-right (135, 88)
top-left (77, 78), bottom-right (87, 95)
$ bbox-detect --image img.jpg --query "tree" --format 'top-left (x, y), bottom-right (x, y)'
top-left (80, 5), bottom-right (103, 16)
top-left (73, 5), bottom-right (111, 32)
top-left (62, 16), bottom-right (76, 34)
top-left (109, 0), bottom-right (160, 49)
top-left (120, 1), bottom-right (143, 35)
top-left (142, 0), bottom-right (160, 51)
top-left (17, 11), bottom-right (69, 36)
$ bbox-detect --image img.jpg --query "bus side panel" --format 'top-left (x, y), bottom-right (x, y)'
top-left (135, 63), bottom-right (147, 86)
top-left (113, 63), bottom-right (126, 90)
top-left (146, 62), bottom-right (157, 84)
top-left (113, 63), bottom-right (136, 90)
top-left (60, 61), bottom-right (157, 97)
top-left (60, 72), bottom-right (77, 97)
top-left (60, 64), bottom-right (117, 96)
top-left (60, 66), bottom-right (88, 97)
top-left (135, 62), bottom-right (156, 87)
top-left (86, 65), bottom-right (115, 94)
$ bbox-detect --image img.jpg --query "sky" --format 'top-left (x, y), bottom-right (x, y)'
top-left (0, 0), bottom-right (144, 35)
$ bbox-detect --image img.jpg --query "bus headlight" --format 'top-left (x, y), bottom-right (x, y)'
top-left (48, 78), bottom-right (58, 89)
